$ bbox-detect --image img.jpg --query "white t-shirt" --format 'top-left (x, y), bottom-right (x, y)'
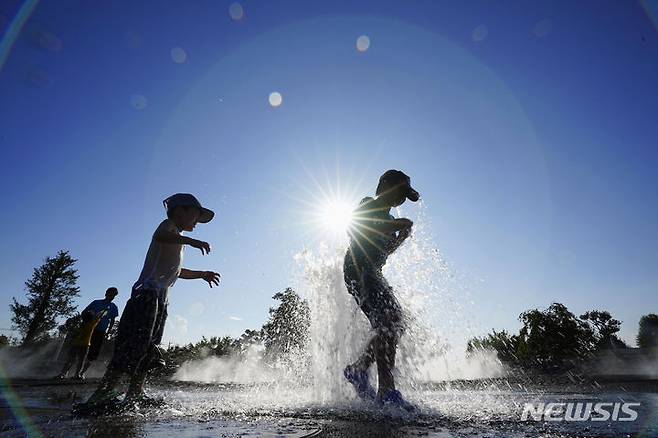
top-left (134, 219), bottom-right (185, 299)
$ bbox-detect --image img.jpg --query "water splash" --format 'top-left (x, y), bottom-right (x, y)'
top-left (173, 343), bottom-right (275, 384)
top-left (170, 202), bottom-right (503, 417)
top-left (294, 245), bottom-right (370, 403)
top-left (296, 201), bottom-right (503, 404)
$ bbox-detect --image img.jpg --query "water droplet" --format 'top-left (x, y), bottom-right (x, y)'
top-left (269, 91), bottom-right (282, 107)
top-left (356, 35), bottom-right (370, 52)
top-left (472, 25), bottom-right (488, 42)
top-left (23, 65), bottom-right (52, 88)
top-left (170, 46), bottom-right (187, 63)
top-left (229, 2), bottom-right (244, 21)
top-left (130, 94), bottom-right (148, 110)
top-left (29, 26), bottom-right (63, 52)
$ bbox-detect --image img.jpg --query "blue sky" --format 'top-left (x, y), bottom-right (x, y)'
top-left (1, 0), bottom-right (657, 346)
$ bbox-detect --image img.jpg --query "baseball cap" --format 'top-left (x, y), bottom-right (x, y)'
top-left (378, 170), bottom-right (420, 202)
top-left (163, 193), bottom-right (215, 223)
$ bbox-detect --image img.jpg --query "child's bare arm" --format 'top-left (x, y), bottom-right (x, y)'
top-left (154, 228), bottom-right (211, 255)
top-left (179, 268), bottom-right (221, 288)
top-left (385, 226), bottom-right (412, 254)
top-left (375, 218), bottom-right (413, 234)
top-left (106, 320), bottom-right (115, 337)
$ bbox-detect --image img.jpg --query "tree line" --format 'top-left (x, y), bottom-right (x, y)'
top-left (6, 250), bottom-right (311, 377)
top-left (156, 287), bottom-right (310, 375)
top-left (467, 302), bottom-right (658, 372)
top-left (6, 250), bottom-right (658, 378)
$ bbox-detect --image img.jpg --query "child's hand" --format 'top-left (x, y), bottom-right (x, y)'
top-left (202, 271), bottom-right (221, 288)
top-left (385, 221), bottom-right (413, 254)
top-left (398, 226), bottom-right (412, 239)
top-left (190, 239), bottom-right (211, 255)
top-left (397, 218), bottom-right (413, 229)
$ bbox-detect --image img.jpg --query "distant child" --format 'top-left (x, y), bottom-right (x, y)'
top-left (82, 193), bottom-right (221, 409)
top-left (57, 309), bottom-right (106, 379)
top-left (79, 287), bottom-right (120, 378)
top-left (343, 170), bottom-right (419, 410)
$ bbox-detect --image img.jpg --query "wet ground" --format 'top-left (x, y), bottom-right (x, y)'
top-left (1, 378), bottom-right (657, 437)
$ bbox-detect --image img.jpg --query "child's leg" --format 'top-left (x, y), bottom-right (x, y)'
top-left (80, 359), bottom-right (92, 376)
top-left (90, 345), bottom-right (124, 397)
top-left (351, 336), bottom-right (377, 371)
top-left (374, 328), bottom-right (399, 397)
top-left (126, 370), bottom-right (148, 399)
top-left (58, 349), bottom-right (76, 378)
top-left (126, 293), bottom-right (166, 400)
top-left (349, 328), bottom-right (397, 396)
top-left (92, 368), bottom-right (122, 396)
top-left (346, 273), bottom-right (378, 372)
top-left (86, 291), bottom-right (152, 400)
top-left (366, 276), bottom-right (404, 397)
top-left (74, 347), bottom-right (89, 377)
top-left (80, 330), bottom-right (102, 377)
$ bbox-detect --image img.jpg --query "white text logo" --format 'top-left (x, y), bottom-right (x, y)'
top-left (521, 402), bottom-right (640, 422)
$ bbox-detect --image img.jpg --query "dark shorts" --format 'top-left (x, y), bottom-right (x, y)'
top-left (86, 329), bottom-right (105, 361)
top-left (107, 287), bottom-right (168, 374)
top-left (344, 257), bottom-right (404, 336)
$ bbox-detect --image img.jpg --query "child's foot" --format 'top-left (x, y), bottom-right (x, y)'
top-left (146, 345), bottom-right (167, 372)
top-left (72, 389), bottom-right (123, 416)
top-left (379, 389), bottom-right (418, 413)
top-left (86, 388), bottom-right (122, 405)
top-left (343, 365), bottom-right (376, 400)
top-left (123, 391), bottom-right (166, 410)
top-left (135, 393), bottom-right (166, 408)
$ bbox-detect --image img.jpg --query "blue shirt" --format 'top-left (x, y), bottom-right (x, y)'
top-left (84, 299), bottom-right (119, 333)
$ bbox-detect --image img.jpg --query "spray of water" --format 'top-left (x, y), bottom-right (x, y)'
top-left (296, 201), bottom-right (503, 404)
top-left (173, 343), bottom-right (276, 384)
top-left (171, 202), bottom-right (503, 413)
top-left (0, 340), bottom-right (62, 378)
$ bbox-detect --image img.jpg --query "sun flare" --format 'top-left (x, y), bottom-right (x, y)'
top-left (318, 199), bottom-right (354, 236)
top-left (285, 161), bottom-right (365, 246)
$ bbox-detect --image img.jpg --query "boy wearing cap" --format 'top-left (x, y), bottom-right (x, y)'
top-left (79, 287), bottom-right (120, 378)
top-left (343, 170), bottom-right (419, 410)
top-left (82, 193), bottom-right (220, 409)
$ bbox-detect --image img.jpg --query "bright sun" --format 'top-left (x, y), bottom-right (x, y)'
top-left (318, 199), bottom-right (354, 236)
top-left (291, 165), bottom-right (362, 245)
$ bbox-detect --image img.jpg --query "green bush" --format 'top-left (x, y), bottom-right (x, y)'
top-left (637, 314), bottom-right (658, 348)
top-left (468, 303), bottom-right (625, 372)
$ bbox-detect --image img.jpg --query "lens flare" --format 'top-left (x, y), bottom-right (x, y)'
top-left (472, 24), bottom-right (488, 42)
top-left (269, 91), bottom-right (283, 107)
top-left (318, 199), bottom-right (354, 236)
top-left (130, 94), bottom-right (148, 109)
top-left (229, 2), bottom-right (244, 21)
top-left (0, 0), bottom-right (39, 72)
top-left (356, 35), bottom-right (370, 52)
top-left (170, 46), bottom-right (187, 63)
